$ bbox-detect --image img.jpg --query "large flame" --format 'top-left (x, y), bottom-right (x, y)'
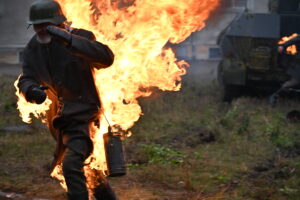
top-left (15, 0), bottom-right (219, 192)
top-left (279, 33), bottom-right (298, 55)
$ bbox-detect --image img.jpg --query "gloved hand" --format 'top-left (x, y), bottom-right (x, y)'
top-left (27, 86), bottom-right (48, 104)
top-left (269, 93), bottom-right (279, 108)
top-left (46, 25), bottom-right (72, 45)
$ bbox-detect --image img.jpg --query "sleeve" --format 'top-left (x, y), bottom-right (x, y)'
top-left (17, 47), bottom-right (40, 101)
top-left (70, 29), bottom-right (114, 69)
top-left (282, 35), bottom-right (300, 48)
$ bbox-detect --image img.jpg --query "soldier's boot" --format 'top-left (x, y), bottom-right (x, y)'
top-left (67, 191), bottom-right (89, 200)
top-left (93, 181), bottom-right (118, 200)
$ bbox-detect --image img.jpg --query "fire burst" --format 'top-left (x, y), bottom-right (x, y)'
top-left (15, 0), bottom-right (219, 191)
top-left (279, 33), bottom-right (298, 55)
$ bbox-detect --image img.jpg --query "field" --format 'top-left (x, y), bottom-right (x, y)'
top-left (1, 75), bottom-right (300, 200)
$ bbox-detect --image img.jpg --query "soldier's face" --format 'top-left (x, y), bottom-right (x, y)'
top-left (33, 23), bottom-right (52, 44)
top-left (33, 23), bottom-right (51, 36)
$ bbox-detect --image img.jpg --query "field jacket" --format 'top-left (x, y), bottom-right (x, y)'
top-left (17, 28), bottom-right (114, 170)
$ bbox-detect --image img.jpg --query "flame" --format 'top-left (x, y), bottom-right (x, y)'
top-left (278, 33), bottom-right (298, 55)
top-left (15, 0), bottom-right (219, 192)
top-left (14, 76), bottom-right (52, 123)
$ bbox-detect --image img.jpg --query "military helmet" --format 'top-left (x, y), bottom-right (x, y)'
top-left (27, 0), bottom-right (66, 25)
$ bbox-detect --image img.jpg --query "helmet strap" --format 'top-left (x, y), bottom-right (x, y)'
top-left (27, 24), bottom-right (32, 30)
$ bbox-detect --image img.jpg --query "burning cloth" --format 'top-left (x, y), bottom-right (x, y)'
top-left (17, 1), bottom-right (115, 198)
top-left (15, 0), bottom-right (220, 199)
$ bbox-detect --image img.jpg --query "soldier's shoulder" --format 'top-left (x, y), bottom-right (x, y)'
top-left (71, 28), bottom-right (96, 40)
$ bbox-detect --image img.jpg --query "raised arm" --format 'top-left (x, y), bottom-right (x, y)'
top-left (46, 25), bottom-right (114, 69)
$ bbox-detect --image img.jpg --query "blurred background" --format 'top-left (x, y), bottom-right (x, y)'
top-left (0, 0), bottom-right (268, 81)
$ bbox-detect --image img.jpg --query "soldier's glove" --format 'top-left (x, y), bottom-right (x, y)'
top-left (269, 93), bottom-right (279, 108)
top-left (26, 86), bottom-right (48, 104)
top-left (46, 25), bottom-right (72, 45)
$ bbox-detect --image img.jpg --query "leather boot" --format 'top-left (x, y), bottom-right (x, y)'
top-left (67, 191), bottom-right (89, 200)
top-left (93, 182), bottom-right (118, 200)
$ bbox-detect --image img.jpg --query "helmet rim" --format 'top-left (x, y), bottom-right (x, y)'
top-left (28, 0), bottom-right (66, 25)
top-left (27, 15), bottom-right (66, 25)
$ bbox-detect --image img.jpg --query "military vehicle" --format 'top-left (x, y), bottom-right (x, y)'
top-left (218, 0), bottom-right (300, 101)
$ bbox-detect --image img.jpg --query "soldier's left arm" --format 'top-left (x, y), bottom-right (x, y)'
top-left (46, 26), bottom-right (114, 69)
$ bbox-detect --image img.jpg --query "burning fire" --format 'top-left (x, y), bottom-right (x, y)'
top-left (15, 0), bottom-right (219, 191)
top-left (14, 76), bottom-right (52, 123)
top-left (279, 33), bottom-right (298, 55)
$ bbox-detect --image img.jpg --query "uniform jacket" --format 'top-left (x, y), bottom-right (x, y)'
top-left (281, 35), bottom-right (300, 80)
top-left (17, 28), bottom-right (114, 169)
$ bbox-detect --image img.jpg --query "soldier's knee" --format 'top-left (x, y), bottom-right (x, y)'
top-left (62, 149), bottom-right (84, 176)
top-left (65, 138), bottom-right (93, 160)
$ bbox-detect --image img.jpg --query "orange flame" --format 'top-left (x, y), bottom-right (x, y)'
top-left (279, 33), bottom-right (298, 55)
top-left (15, 0), bottom-right (220, 191)
top-left (14, 76), bottom-right (52, 123)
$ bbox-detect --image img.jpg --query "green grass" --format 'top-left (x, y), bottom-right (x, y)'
top-left (125, 83), bottom-right (300, 199)
top-left (2, 75), bottom-right (300, 199)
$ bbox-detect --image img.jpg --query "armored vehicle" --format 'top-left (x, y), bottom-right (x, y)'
top-left (218, 0), bottom-right (300, 101)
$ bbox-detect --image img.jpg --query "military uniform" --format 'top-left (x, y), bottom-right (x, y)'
top-left (280, 35), bottom-right (300, 81)
top-left (17, 0), bottom-right (117, 199)
top-left (270, 35), bottom-right (300, 107)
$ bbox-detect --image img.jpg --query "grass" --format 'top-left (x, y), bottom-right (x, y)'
top-left (1, 75), bottom-right (300, 199)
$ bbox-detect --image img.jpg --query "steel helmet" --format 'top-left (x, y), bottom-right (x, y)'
top-left (27, 0), bottom-right (66, 25)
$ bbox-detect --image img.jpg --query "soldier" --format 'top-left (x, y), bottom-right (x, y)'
top-left (269, 35), bottom-right (300, 107)
top-left (17, 0), bottom-right (117, 199)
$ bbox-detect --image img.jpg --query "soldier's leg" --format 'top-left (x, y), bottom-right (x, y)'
top-left (269, 78), bottom-right (300, 107)
top-left (93, 171), bottom-right (118, 200)
top-left (282, 78), bottom-right (300, 89)
top-left (62, 139), bottom-right (90, 200)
